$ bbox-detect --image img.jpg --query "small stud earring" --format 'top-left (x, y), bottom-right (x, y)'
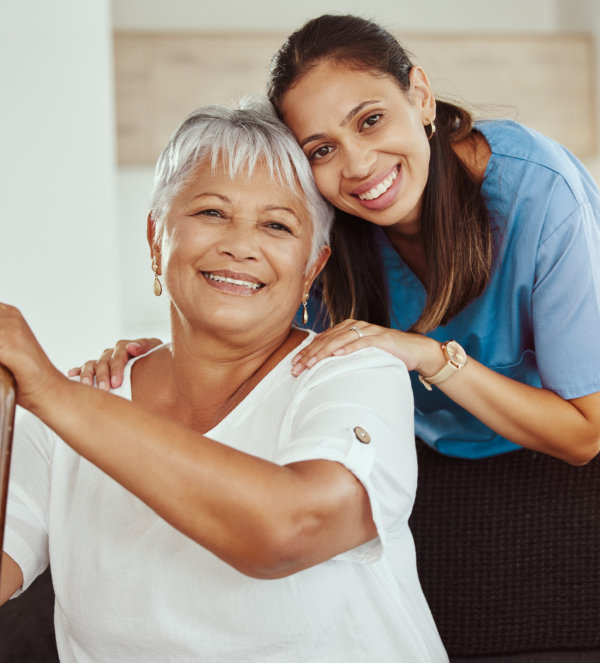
top-left (152, 259), bottom-right (162, 297)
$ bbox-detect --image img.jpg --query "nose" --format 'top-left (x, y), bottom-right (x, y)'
top-left (216, 223), bottom-right (259, 262)
top-left (341, 140), bottom-right (376, 180)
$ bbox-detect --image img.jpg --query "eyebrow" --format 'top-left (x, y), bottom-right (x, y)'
top-left (298, 99), bottom-right (381, 149)
top-left (262, 205), bottom-right (302, 223)
top-left (191, 193), bottom-right (230, 202)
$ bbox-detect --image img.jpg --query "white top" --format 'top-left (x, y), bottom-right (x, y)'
top-left (4, 332), bottom-right (447, 662)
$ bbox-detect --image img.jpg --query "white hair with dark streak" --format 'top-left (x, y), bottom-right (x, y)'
top-left (150, 95), bottom-right (333, 269)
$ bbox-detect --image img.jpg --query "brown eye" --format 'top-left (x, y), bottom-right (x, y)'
top-left (196, 209), bottom-right (222, 218)
top-left (361, 114), bottom-right (382, 129)
top-left (309, 145), bottom-right (333, 161)
top-left (266, 221), bottom-right (292, 234)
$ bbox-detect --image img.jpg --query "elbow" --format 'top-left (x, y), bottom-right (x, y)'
top-left (560, 434), bottom-right (600, 467)
top-left (232, 520), bottom-right (316, 580)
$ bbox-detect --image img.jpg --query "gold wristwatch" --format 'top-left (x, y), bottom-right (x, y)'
top-left (418, 340), bottom-right (467, 391)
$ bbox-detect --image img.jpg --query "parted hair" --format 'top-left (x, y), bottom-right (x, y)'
top-left (150, 96), bottom-right (334, 269)
top-left (267, 14), bottom-right (493, 332)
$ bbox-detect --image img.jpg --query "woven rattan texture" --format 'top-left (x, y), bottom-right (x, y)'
top-left (409, 441), bottom-right (600, 657)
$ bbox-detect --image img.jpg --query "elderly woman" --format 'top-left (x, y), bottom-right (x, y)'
top-left (0, 100), bottom-right (446, 661)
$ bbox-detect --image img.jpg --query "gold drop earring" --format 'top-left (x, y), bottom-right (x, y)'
top-left (302, 293), bottom-right (309, 325)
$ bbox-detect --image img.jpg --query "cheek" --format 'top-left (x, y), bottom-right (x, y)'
top-left (161, 230), bottom-right (206, 283)
top-left (161, 239), bottom-right (188, 274)
top-left (311, 166), bottom-right (341, 205)
top-left (413, 140), bottom-right (431, 182)
top-left (271, 243), bottom-right (310, 287)
top-left (168, 222), bottom-right (214, 256)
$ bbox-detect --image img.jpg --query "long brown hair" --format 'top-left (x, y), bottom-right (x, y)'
top-left (267, 14), bottom-right (493, 332)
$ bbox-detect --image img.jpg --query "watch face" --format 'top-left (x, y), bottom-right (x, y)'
top-left (446, 340), bottom-right (467, 367)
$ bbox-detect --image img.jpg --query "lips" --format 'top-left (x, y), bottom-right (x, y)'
top-left (357, 167), bottom-right (399, 201)
top-left (351, 165), bottom-right (399, 200)
top-left (201, 270), bottom-right (265, 293)
top-left (349, 165), bottom-right (402, 212)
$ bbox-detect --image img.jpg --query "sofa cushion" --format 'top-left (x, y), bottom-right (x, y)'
top-left (410, 441), bottom-right (600, 658)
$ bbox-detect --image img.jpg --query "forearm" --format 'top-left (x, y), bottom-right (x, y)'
top-left (30, 378), bottom-right (371, 577)
top-left (437, 357), bottom-right (600, 464)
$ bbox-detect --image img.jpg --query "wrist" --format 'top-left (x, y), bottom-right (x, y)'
top-left (418, 339), bottom-right (468, 391)
top-left (416, 337), bottom-right (448, 377)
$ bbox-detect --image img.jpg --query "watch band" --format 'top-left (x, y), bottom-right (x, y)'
top-left (418, 340), bottom-right (466, 391)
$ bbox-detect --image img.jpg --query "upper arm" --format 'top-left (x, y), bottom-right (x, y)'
top-left (270, 352), bottom-right (416, 575)
top-left (270, 458), bottom-right (377, 576)
top-left (0, 553), bottom-right (23, 605)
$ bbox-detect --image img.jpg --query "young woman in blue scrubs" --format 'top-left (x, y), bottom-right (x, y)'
top-left (75, 14), bottom-right (600, 464)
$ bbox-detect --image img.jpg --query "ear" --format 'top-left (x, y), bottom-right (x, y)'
top-left (147, 213), bottom-right (162, 273)
top-left (408, 66), bottom-right (436, 124)
top-left (303, 245), bottom-right (331, 294)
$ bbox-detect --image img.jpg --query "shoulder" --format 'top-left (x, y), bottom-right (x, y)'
top-left (298, 334), bottom-right (409, 383)
top-left (478, 119), bottom-right (599, 239)
top-left (478, 119), bottom-right (594, 201)
top-left (293, 346), bottom-right (412, 410)
top-left (291, 332), bottom-right (410, 390)
top-left (108, 351), bottom-right (147, 400)
top-left (478, 119), bottom-right (567, 164)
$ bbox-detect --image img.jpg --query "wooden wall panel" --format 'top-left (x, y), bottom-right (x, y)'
top-left (114, 32), bottom-right (597, 165)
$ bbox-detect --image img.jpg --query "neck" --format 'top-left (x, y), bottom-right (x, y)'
top-left (132, 323), bottom-right (306, 433)
top-left (383, 226), bottom-right (427, 284)
top-left (382, 130), bottom-right (491, 285)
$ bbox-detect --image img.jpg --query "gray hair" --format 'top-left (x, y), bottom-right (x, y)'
top-left (150, 95), bottom-right (333, 268)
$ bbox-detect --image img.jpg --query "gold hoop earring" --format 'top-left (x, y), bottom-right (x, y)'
top-left (426, 119), bottom-right (436, 141)
top-left (302, 294), bottom-right (309, 326)
top-left (152, 259), bottom-right (162, 297)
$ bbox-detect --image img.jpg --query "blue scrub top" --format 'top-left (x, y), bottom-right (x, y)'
top-left (302, 120), bottom-right (600, 459)
top-left (388, 120), bottom-right (600, 457)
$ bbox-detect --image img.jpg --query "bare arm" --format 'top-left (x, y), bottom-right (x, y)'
top-left (0, 553), bottom-right (23, 606)
top-left (291, 321), bottom-right (600, 465)
top-left (0, 305), bottom-right (376, 579)
top-left (439, 354), bottom-right (600, 465)
top-left (27, 379), bottom-right (375, 578)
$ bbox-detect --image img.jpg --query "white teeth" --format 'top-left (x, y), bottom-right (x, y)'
top-left (358, 168), bottom-right (398, 201)
top-left (204, 272), bottom-right (262, 290)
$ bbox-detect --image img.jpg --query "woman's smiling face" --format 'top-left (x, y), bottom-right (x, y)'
top-left (152, 158), bottom-right (329, 340)
top-left (279, 61), bottom-right (435, 235)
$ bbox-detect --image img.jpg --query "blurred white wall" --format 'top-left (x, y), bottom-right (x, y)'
top-left (0, 0), bottom-right (119, 371)
top-left (113, 0), bottom-right (559, 32)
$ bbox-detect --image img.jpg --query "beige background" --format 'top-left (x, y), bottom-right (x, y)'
top-left (115, 32), bottom-right (597, 165)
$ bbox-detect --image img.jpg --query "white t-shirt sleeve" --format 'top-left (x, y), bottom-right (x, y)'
top-left (276, 348), bottom-right (416, 563)
top-left (3, 408), bottom-right (54, 595)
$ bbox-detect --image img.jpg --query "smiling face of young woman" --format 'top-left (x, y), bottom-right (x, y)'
top-left (279, 61), bottom-right (436, 236)
top-left (151, 158), bottom-right (329, 342)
